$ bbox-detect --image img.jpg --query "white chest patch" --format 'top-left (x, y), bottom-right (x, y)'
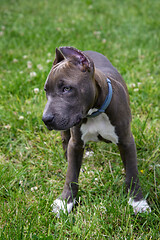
top-left (80, 110), bottom-right (118, 145)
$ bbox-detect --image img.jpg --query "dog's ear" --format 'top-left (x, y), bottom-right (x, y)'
top-left (59, 46), bottom-right (93, 72)
top-left (53, 48), bottom-right (65, 65)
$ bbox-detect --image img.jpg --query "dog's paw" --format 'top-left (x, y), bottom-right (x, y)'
top-left (128, 198), bottom-right (151, 214)
top-left (51, 198), bottom-right (76, 217)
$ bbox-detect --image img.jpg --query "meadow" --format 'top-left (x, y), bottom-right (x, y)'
top-left (0, 0), bottom-right (159, 239)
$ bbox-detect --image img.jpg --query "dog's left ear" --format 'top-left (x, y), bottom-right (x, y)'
top-left (53, 48), bottom-right (65, 65)
top-left (59, 46), bottom-right (93, 72)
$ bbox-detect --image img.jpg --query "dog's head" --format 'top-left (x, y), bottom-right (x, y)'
top-left (42, 47), bottom-right (96, 130)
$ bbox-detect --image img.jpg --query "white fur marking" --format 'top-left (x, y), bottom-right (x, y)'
top-left (81, 109), bottom-right (118, 145)
top-left (128, 198), bottom-right (151, 214)
top-left (51, 198), bottom-right (76, 217)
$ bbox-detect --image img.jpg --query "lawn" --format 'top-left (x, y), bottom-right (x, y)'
top-left (0, 0), bottom-right (160, 239)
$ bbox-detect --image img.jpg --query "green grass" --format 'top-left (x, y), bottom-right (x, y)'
top-left (0, 0), bottom-right (160, 239)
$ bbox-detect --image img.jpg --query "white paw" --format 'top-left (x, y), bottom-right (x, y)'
top-left (51, 198), bottom-right (76, 217)
top-left (128, 198), bottom-right (151, 214)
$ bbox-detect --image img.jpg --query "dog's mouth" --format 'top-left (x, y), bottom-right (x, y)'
top-left (43, 114), bottom-right (83, 131)
top-left (46, 125), bottom-right (54, 131)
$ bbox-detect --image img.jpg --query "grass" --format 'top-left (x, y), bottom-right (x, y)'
top-left (0, 0), bottom-right (160, 239)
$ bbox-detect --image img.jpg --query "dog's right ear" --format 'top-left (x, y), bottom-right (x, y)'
top-left (59, 46), bottom-right (93, 72)
top-left (53, 48), bottom-right (65, 65)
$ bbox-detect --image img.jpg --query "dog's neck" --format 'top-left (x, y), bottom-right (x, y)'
top-left (92, 68), bottom-right (110, 110)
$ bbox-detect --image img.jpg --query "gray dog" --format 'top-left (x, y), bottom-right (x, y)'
top-left (42, 46), bottom-right (151, 216)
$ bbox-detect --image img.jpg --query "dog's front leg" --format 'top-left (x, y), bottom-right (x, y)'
top-left (61, 130), bottom-right (71, 159)
top-left (118, 133), bottom-right (151, 214)
top-left (52, 127), bottom-right (84, 216)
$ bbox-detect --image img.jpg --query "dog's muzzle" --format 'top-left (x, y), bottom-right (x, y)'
top-left (42, 113), bottom-right (82, 131)
top-left (42, 113), bottom-right (55, 130)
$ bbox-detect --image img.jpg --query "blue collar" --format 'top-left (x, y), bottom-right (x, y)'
top-left (87, 78), bottom-right (112, 118)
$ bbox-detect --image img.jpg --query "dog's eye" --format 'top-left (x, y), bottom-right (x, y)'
top-left (63, 86), bottom-right (72, 93)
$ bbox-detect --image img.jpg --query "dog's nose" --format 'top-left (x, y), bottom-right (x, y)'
top-left (42, 114), bottom-right (54, 125)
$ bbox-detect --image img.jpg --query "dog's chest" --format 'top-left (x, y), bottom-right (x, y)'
top-left (80, 111), bottom-right (118, 145)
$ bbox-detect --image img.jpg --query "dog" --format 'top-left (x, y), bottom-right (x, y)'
top-left (42, 46), bottom-right (151, 216)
